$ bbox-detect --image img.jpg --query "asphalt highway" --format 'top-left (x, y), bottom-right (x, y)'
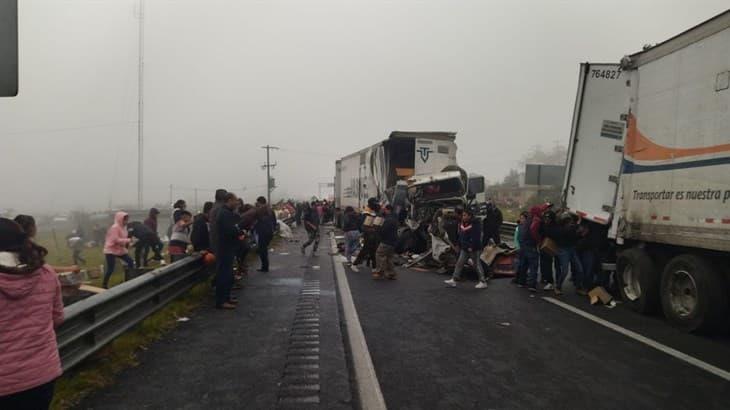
top-left (76, 227), bottom-right (730, 409)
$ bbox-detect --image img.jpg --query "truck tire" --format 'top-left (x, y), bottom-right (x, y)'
top-left (660, 254), bottom-right (729, 334)
top-left (616, 248), bottom-right (659, 314)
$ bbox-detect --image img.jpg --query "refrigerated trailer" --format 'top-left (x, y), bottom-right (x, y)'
top-left (334, 131), bottom-right (458, 209)
top-left (563, 10), bottom-right (730, 333)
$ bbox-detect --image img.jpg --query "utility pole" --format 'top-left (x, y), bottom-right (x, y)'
top-left (137, 0), bottom-right (145, 210)
top-left (261, 145), bottom-right (279, 204)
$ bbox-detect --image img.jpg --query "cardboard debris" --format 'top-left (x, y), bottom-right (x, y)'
top-left (588, 286), bottom-right (613, 305)
top-left (79, 284), bottom-right (106, 294)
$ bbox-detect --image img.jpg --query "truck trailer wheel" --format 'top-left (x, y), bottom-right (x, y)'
top-left (616, 248), bottom-right (659, 314)
top-left (660, 255), bottom-right (729, 334)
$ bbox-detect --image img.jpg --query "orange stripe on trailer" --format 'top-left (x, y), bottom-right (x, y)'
top-left (706, 218), bottom-right (715, 223)
top-left (593, 216), bottom-right (608, 224)
top-left (625, 114), bottom-right (730, 161)
top-left (662, 216), bottom-right (671, 221)
top-left (576, 211), bottom-right (587, 217)
top-left (651, 215), bottom-right (658, 220)
top-left (722, 219), bottom-right (730, 224)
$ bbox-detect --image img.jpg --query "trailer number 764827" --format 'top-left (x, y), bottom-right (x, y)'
top-left (591, 68), bottom-right (622, 79)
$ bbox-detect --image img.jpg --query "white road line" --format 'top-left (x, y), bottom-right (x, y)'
top-left (543, 297), bottom-right (730, 382)
top-left (329, 232), bottom-right (387, 410)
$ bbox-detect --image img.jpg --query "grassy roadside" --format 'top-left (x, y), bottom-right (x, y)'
top-left (50, 279), bottom-right (211, 409)
top-left (36, 230), bottom-right (163, 288)
top-left (50, 237), bottom-right (280, 409)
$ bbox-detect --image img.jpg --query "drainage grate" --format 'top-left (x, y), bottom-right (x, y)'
top-left (277, 280), bottom-right (321, 409)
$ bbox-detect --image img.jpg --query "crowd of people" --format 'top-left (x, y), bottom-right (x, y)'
top-left (0, 188), bottom-right (283, 407)
top-left (514, 203), bottom-right (606, 296)
top-left (0, 188), bottom-right (609, 408)
top-left (329, 196), bottom-right (605, 296)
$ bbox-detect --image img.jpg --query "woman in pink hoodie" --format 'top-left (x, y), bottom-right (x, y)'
top-left (0, 218), bottom-right (64, 409)
top-left (102, 211), bottom-right (135, 288)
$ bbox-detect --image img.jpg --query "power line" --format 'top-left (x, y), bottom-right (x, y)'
top-left (278, 147), bottom-right (338, 157)
top-left (3, 121), bottom-right (137, 135)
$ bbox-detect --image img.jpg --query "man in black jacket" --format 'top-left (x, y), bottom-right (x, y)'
top-left (209, 189), bottom-right (228, 256)
top-left (127, 221), bottom-right (160, 268)
top-left (215, 193), bottom-right (242, 309)
top-left (353, 198), bottom-right (381, 267)
top-left (301, 202), bottom-right (320, 256)
top-left (482, 200), bottom-right (503, 246)
top-left (543, 212), bottom-right (583, 296)
top-left (191, 201), bottom-right (213, 252)
top-left (254, 196), bottom-right (276, 272)
top-left (374, 205), bottom-right (398, 280)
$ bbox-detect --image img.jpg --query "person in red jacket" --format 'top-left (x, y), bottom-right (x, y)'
top-left (0, 218), bottom-right (64, 410)
top-left (516, 203), bottom-right (551, 291)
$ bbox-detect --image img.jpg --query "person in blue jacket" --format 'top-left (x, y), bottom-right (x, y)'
top-left (444, 209), bottom-right (488, 289)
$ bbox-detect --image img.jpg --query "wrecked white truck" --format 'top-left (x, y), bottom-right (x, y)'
top-left (334, 131), bottom-right (459, 211)
top-left (397, 168), bottom-right (485, 267)
top-left (334, 131), bottom-right (485, 267)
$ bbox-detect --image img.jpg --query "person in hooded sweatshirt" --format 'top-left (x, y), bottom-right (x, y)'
top-left (102, 211), bottom-right (135, 288)
top-left (516, 203), bottom-right (551, 292)
top-left (0, 218), bottom-right (64, 410)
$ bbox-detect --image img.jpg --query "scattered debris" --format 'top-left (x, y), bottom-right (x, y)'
top-left (405, 250), bottom-right (433, 268)
top-left (497, 322), bottom-right (511, 327)
top-left (78, 284), bottom-right (106, 294)
top-left (277, 221), bottom-right (294, 239)
top-left (177, 317), bottom-right (190, 322)
top-left (588, 286), bottom-right (613, 306)
top-left (312, 265), bottom-right (320, 270)
top-left (606, 300), bottom-right (618, 309)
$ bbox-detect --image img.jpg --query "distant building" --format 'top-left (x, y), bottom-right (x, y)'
top-left (488, 164), bottom-right (565, 208)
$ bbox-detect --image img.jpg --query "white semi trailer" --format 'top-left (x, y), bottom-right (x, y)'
top-left (563, 10), bottom-right (730, 333)
top-left (334, 131), bottom-right (458, 209)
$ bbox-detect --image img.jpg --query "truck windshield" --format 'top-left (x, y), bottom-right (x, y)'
top-left (411, 178), bottom-right (464, 201)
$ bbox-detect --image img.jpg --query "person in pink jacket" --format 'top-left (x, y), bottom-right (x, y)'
top-left (102, 211), bottom-right (135, 288)
top-left (0, 218), bottom-right (64, 410)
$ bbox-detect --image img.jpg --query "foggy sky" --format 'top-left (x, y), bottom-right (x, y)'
top-left (2, 0), bottom-right (728, 214)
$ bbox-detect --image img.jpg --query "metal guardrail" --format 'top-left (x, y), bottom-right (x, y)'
top-left (56, 255), bottom-right (208, 371)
